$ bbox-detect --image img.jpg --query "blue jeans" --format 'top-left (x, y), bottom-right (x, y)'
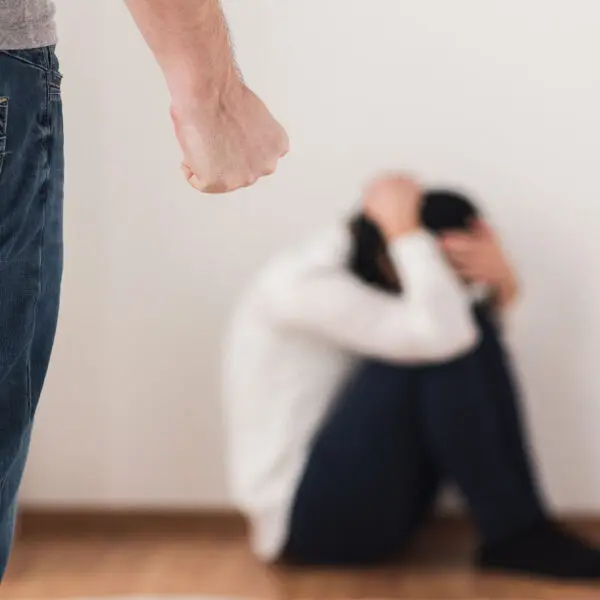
top-left (284, 307), bottom-right (544, 566)
top-left (0, 47), bottom-right (64, 579)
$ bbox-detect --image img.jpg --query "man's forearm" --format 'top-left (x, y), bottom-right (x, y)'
top-left (125, 0), bottom-right (240, 102)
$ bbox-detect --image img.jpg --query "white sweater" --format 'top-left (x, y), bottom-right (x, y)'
top-left (222, 226), bottom-right (483, 561)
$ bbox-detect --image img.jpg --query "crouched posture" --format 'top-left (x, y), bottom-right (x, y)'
top-left (224, 174), bottom-right (600, 580)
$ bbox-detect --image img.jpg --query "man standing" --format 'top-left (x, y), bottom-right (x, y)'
top-left (0, 0), bottom-right (288, 578)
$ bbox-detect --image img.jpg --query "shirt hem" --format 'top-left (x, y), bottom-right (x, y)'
top-left (0, 27), bottom-right (57, 51)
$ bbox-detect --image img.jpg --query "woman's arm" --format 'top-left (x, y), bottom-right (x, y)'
top-left (440, 219), bottom-right (520, 331)
top-left (267, 231), bottom-right (479, 364)
top-left (491, 268), bottom-right (520, 311)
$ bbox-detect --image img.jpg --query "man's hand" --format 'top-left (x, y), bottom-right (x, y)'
top-left (173, 84), bottom-right (289, 194)
top-left (126, 0), bottom-right (288, 193)
top-left (441, 220), bottom-right (519, 307)
top-left (363, 174), bottom-right (423, 241)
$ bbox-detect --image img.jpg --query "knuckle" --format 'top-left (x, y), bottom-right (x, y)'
top-left (187, 176), bottom-right (203, 191)
top-left (262, 163), bottom-right (277, 176)
top-left (279, 137), bottom-right (290, 156)
top-left (196, 176), bottom-right (227, 194)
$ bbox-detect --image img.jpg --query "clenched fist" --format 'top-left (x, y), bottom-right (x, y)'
top-left (171, 84), bottom-right (289, 194)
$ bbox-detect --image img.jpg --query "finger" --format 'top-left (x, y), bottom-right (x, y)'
top-left (444, 250), bottom-right (472, 268)
top-left (455, 265), bottom-right (485, 282)
top-left (185, 171), bottom-right (211, 193)
top-left (181, 163), bottom-right (231, 194)
top-left (440, 232), bottom-right (475, 245)
top-left (182, 165), bottom-right (270, 193)
top-left (240, 175), bottom-right (259, 189)
top-left (456, 260), bottom-right (492, 279)
top-left (441, 229), bottom-right (471, 239)
top-left (181, 163), bottom-right (195, 184)
top-left (202, 180), bottom-right (233, 194)
top-left (441, 238), bottom-right (477, 254)
top-left (183, 170), bottom-right (228, 194)
top-left (203, 175), bottom-right (261, 194)
top-left (449, 257), bottom-right (474, 272)
top-left (448, 252), bottom-right (489, 274)
top-left (278, 131), bottom-right (290, 158)
top-left (455, 262), bottom-right (481, 275)
top-left (261, 162), bottom-right (278, 177)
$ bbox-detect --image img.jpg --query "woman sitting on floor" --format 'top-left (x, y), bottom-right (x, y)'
top-left (223, 174), bottom-right (600, 580)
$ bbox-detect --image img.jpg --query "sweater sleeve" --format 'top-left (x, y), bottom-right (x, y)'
top-left (266, 230), bottom-right (479, 364)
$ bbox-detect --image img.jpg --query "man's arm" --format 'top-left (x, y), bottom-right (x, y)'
top-left (125, 0), bottom-right (289, 194)
top-left (125, 0), bottom-right (237, 101)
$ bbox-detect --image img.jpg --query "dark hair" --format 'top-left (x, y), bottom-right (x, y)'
top-left (421, 189), bottom-right (479, 234)
top-left (349, 189), bottom-right (479, 293)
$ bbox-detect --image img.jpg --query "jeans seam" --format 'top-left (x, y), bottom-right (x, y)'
top-left (0, 426), bottom-right (29, 491)
top-left (0, 98), bottom-right (7, 169)
top-left (0, 50), bottom-right (48, 73)
top-left (24, 80), bottom-right (51, 418)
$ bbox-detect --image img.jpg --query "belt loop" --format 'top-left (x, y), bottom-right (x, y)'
top-left (50, 46), bottom-right (59, 74)
top-left (44, 46), bottom-right (58, 72)
top-left (43, 46), bottom-right (51, 71)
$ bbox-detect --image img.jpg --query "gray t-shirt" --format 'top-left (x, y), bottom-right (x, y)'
top-left (0, 0), bottom-right (56, 50)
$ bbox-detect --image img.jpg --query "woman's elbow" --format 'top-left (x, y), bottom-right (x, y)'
top-left (448, 321), bottom-right (480, 357)
top-left (416, 313), bottom-right (479, 362)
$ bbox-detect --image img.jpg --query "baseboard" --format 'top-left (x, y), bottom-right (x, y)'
top-left (16, 507), bottom-right (600, 541)
top-left (17, 508), bottom-right (247, 538)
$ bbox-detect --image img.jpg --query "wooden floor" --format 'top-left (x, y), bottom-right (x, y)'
top-left (3, 512), bottom-right (600, 599)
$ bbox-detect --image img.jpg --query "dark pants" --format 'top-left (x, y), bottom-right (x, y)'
top-left (284, 308), bottom-right (545, 566)
top-left (0, 47), bottom-right (64, 578)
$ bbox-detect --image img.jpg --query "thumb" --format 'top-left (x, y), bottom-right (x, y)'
top-left (181, 163), bottom-right (205, 192)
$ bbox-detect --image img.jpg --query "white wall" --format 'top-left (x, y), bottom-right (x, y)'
top-left (20, 0), bottom-right (600, 511)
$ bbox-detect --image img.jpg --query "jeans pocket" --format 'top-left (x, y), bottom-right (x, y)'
top-left (48, 73), bottom-right (62, 103)
top-left (0, 96), bottom-right (7, 176)
top-left (47, 47), bottom-right (62, 103)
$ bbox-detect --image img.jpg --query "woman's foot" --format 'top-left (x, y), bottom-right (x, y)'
top-left (477, 519), bottom-right (600, 580)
